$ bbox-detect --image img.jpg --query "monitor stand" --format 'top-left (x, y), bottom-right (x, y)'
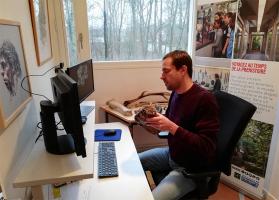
top-left (40, 100), bottom-right (76, 155)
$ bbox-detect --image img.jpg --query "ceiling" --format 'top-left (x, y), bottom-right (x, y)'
top-left (239, 0), bottom-right (279, 32)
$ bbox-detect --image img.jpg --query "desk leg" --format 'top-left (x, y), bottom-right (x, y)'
top-left (105, 112), bottom-right (109, 123)
top-left (31, 185), bottom-right (44, 200)
top-left (128, 124), bottom-right (134, 138)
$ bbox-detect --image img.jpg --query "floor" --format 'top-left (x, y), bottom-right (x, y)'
top-left (209, 182), bottom-right (253, 200)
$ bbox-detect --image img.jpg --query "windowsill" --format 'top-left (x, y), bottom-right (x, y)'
top-left (93, 60), bottom-right (162, 70)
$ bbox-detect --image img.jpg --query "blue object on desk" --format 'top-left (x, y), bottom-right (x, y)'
top-left (95, 129), bottom-right (122, 141)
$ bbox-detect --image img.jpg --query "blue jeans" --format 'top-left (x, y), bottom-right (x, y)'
top-left (139, 147), bottom-right (196, 200)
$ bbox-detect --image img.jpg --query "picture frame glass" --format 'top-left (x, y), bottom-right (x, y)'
top-left (0, 21), bottom-right (31, 128)
top-left (30, 0), bottom-right (52, 65)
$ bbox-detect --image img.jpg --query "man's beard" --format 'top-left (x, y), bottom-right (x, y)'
top-left (164, 81), bottom-right (178, 91)
top-left (166, 85), bottom-right (173, 91)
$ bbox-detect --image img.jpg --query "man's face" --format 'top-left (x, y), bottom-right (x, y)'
top-left (160, 57), bottom-right (185, 91)
top-left (214, 14), bottom-right (220, 21)
top-left (214, 21), bottom-right (221, 29)
top-left (0, 56), bottom-right (15, 95)
top-left (223, 15), bottom-right (230, 25)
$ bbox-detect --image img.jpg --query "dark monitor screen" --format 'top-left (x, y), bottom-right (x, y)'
top-left (40, 69), bottom-right (86, 157)
top-left (66, 59), bottom-right (94, 102)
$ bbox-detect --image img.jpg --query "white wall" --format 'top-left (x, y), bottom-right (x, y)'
top-left (89, 61), bottom-right (166, 122)
top-left (87, 61), bottom-right (169, 151)
top-left (0, 0), bottom-right (59, 199)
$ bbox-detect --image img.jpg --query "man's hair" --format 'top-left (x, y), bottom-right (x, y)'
top-left (225, 12), bottom-right (235, 19)
top-left (225, 12), bottom-right (236, 29)
top-left (0, 40), bottom-right (22, 78)
top-left (163, 50), bottom-right (193, 78)
top-left (215, 12), bottom-right (223, 18)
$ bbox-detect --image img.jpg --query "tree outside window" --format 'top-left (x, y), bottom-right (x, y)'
top-left (86, 0), bottom-right (193, 61)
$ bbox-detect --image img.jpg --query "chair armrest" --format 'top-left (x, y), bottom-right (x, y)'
top-left (158, 131), bottom-right (169, 138)
top-left (182, 170), bottom-right (220, 178)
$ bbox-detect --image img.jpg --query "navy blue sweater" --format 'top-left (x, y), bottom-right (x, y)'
top-left (167, 84), bottom-right (220, 172)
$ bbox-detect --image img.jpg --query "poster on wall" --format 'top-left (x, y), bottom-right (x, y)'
top-left (195, 0), bottom-right (279, 199)
top-left (227, 3), bottom-right (279, 197)
top-left (195, 0), bottom-right (238, 67)
top-left (222, 59), bottom-right (279, 199)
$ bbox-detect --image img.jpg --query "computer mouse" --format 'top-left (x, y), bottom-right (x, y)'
top-left (104, 129), bottom-right (117, 136)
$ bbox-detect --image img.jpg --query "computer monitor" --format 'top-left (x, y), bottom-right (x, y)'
top-left (40, 69), bottom-right (86, 157)
top-left (66, 59), bottom-right (94, 102)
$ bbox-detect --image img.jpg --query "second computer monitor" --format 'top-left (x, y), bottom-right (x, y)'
top-left (66, 59), bottom-right (94, 102)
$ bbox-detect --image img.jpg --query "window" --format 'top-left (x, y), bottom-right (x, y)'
top-left (87, 0), bottom-right (194, 61)
top-left (63, 0), bottom-right (78, 66)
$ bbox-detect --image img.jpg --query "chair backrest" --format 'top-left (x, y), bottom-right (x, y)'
top-left (213, 91), bottom-right (256, 176)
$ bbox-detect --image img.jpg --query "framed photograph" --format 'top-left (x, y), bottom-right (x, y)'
top-left (29, 0), bottom-right (52, 65)
top-left (0, 19), bottom-right (32, 129)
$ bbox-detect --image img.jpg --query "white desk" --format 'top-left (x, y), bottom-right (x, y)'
top-left (13, 101), bottom-right (95, 199)
top-left (90, 122), bottom-right (153, 200)
top-left (46, 122), bottom-right (154, 200)
top-left (13, 102), bottom-right (154, 200)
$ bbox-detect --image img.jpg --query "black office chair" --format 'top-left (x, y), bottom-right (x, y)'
top-left (157, 91), bottom-right (257, 200)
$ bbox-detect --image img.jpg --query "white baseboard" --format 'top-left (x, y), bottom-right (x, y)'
top-left (263, 189), bottom-right (278, 200)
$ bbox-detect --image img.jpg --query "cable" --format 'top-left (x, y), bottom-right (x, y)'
top-left (35, 120), bottom-right (65, 143)
top-left (56, 120), bottom-right (64, 131)
top-left (36, 122), bottom-right (42, 129)
top-left (35, 130), bottom-right (43, 143)
top-left (20, 63), bottom-right (64, 101)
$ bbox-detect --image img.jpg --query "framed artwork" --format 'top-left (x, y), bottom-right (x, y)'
top-left (29, 0), bottom-right (52, 65)
top-left (0, 19), bottom-right (32, 129)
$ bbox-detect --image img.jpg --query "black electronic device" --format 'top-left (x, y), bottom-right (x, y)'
top-left (98, 142), bottom-right (118, 177)
top-left (40, 69), bottom-right (87, 157)
top-left (66, 59), bottom-right (94, 102)
top-left (66, 59), bottom-right (95, 119)
top-left (103, 129), bottom-right (117, 136)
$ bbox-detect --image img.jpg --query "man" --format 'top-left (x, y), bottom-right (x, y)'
top-left (139, 50), bottom-right (220, 200)
top-left (213, 73), bottom-right (221, 91)
top-left (225, 12), bottom-right (236, 58)
top-left (0, 40), bottom-right (22, 96)
top-left (211, 19), bottom-right (223, 57)
top-left (222, 12), bottom-right (235, 58)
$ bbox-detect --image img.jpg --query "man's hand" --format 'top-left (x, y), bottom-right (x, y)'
top-left (145, 113), bottom-right (178, 135)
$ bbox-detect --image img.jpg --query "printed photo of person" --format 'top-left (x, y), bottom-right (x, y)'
top-left (192, 66), bottom-right (230, 92)
top-left (196, 0), bottom-right (237, 59)
top-left (222, 12), bottom-right (236, 58)
top-left (0, 40), bottom-right (22, 97)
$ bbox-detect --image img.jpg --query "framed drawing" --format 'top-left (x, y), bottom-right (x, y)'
top-left (29, 0), bottom-right (52, 65)
top-left (0, 19), bottom-right (32, 129)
